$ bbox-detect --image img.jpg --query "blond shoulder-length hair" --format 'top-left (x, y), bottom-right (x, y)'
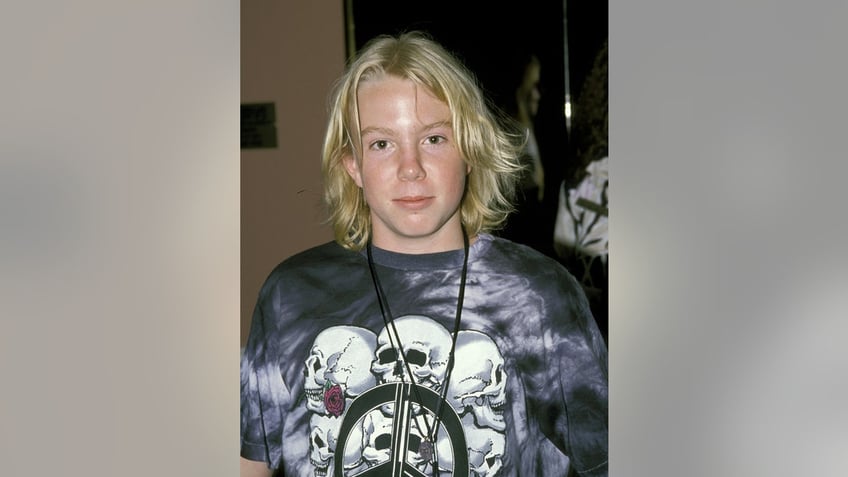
top-left (322, 31), bottom-right (525, 251)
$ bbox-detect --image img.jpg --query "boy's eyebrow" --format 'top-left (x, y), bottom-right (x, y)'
top-left (360, 126), bottom-right (394, 137)
top-left (422, 119), bottom-right (452, 131)
top-left (360, 120), bottom-right (452, 137)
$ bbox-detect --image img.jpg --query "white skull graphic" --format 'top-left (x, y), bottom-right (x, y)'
top-left (447, 330), bottom-right (508, 431)
top-left (308, 414), bottom-right (337, 477)
top-left (303, 326), bottom-right (377, 415)
top-left (465, 421), bottom-right (506, 477)
top-left (308, 413), bottom-right (365, 477)
top-left (371, 315), bottom-right (452, 391)
top-left (360, 409), bottom-right (449, 472)
top-left (360, 409), bottom-right (394, 467)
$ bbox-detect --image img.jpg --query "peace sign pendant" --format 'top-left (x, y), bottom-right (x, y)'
top-left (418, 438), bottom-right (434, 463)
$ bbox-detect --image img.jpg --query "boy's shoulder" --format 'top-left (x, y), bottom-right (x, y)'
top-left (262, 241), bottom-right (360, 286)
top-left (483, 234), bottom-right (568, 270)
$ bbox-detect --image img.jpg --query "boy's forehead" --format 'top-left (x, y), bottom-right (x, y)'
top-left (356, 74), bottom-right (444, 102)
top-left (354, 77), bottom-right (450, 122)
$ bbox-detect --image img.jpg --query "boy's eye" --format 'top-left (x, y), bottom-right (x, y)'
top-left (371, 140), bottom-right (388, 150)
top-left (427, 135), bottom-right (445, 144)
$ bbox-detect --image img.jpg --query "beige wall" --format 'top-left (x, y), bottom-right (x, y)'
top-left (241, 2), bottom-right (344, 345)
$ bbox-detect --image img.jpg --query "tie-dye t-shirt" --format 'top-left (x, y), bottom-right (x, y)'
top-left (240, 234), bottom-right (608, 477)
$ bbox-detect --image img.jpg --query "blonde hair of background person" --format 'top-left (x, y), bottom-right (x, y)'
top-left (321, 32), bottom-right (526, 251)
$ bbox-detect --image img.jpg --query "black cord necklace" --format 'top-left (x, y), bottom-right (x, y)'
top-left (366, 229), bottom-right (470, 475)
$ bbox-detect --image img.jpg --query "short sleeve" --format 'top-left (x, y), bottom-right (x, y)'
top-left (240, 282), bottom-right (288, 467)
top-left (548, 269), bottom-right (609, 476)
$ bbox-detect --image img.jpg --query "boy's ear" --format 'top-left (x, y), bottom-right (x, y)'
top-left (342, 153), bottom-right (363, 188)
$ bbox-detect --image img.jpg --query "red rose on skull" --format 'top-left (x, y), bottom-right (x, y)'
top-left (324, 384), bottom-right (345, 417)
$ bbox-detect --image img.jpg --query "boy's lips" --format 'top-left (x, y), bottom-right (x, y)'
top-left (394, 196), bottom-right (434, 210)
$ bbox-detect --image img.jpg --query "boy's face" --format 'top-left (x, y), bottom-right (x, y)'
top-left (344, 75), bottom-right (470, 253)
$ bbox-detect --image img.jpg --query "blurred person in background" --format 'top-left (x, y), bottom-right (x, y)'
top-left (554, 40), bottom-right (608, 342)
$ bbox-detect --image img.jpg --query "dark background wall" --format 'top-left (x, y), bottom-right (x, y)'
top-left (241, 3), bottom-right (343, 346)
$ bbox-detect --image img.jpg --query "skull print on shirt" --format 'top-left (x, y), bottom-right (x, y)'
top-left (301, 316), bottom-right (510, 477)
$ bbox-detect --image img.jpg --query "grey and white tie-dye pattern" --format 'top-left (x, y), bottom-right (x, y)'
top-left (241, 234), bottom-right (608, 476)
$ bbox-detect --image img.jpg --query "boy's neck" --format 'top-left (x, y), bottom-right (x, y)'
top-left (371, 229), bottom-right (474, 255)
